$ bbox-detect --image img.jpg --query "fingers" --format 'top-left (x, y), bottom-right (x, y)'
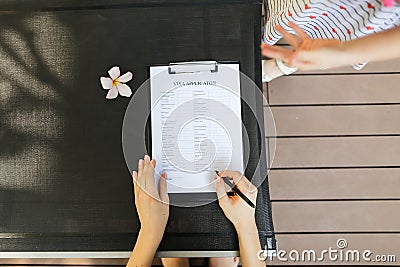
top-left (219, 170), bottom-right (257, 193)
top-left (288, 21), bottom-right (309, 40)
top-left (261, 44), bottom-right (294, 63)
top-left (133, 156), bottom-right (169, 205)
top-left (159, 173), bottom-right (169, 203)
top-left (135, 155), bottom-right (159, 199)
top-left (215, 177), bottom-right (229, 207)
top-left (219, 170), bottom-right (245, 184)
top-left (151, 159), bottom-right (156, 168)
top-left (143, 155), bottom-right (158, 196)
top-left (219, 170), bottom-right (248, 189)
top-left (138, 158), bottom-right (144, 174)
top-left (275, 25), bottom-right (301, 48)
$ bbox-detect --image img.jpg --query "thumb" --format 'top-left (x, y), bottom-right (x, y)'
top-left (216, 177), bottom-right (229, 207)
top-left (159, 173), bottom-right (169, 203)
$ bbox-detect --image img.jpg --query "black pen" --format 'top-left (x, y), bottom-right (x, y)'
top-left (215, 170), bottom-right (256, 209)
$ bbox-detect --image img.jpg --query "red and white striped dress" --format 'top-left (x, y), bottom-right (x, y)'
top-left (263, 0), bottom-right (400, 69)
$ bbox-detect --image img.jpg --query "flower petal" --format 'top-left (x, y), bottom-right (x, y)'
top-left (100, 77), bottom-right (113, 89)
top-left (108, 66), bottom-right (120, 80)
top-left (117, 83), bottom-right (132, 97)
top-left (118, 71), bottom-right (133, 83)
top-left (106, 87), bottom-right (119, 99)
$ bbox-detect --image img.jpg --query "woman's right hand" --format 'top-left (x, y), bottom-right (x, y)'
top-left (261, 21), bottom-right (345, 70)
top-left (216, 171), bottom-right (265, 267)
top-left (215, 170), bottom-right (258, 230)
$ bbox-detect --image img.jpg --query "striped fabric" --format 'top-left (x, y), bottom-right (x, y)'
top-left (263, 0), bottom-right (400, 69)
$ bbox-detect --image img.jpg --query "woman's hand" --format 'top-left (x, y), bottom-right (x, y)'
top-left (127, 155), bottom-right (169, 267)
top-left (215, 170), bottom-right (265, 267)
top-left (132, 155), bottom-right (169, 240)
top-left (263, 23), bottom-right (400, 70)
top-left (261, 21), bottom-right (346, 70)
top-left (215, 170), bottom-right (258, 230)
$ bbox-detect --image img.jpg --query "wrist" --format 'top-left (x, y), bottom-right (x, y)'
top-left (131, 228), bottom-right (163, 264)
top-left (341, 40), bottom-right (366, 64)
top-left (234, 219), bottom-right (257, 235)
top-left (139, 226), bottom-right (165, 244)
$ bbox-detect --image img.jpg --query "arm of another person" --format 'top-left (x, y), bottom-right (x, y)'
top-left (126, 155), bottom-right (169, 267)
top-left (261, 22), bottom-right (400, 70)
top-left (344, 26), bottom-right (400, 63)
top-left (216, 170), bottom-right (266, 267)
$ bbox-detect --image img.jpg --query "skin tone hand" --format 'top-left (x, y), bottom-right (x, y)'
top-left (262, 21), bottom-right (342, 70)
top-left (126, 155), bottom-right (169, 267)
top-left (262, 22), bottom-right (400, 70)
top-left (216, 171), bottom-right (265, 267)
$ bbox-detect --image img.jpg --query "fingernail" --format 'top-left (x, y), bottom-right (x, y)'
top-left (139, 159), bottom-right (143, 166)
top-left (144, 155), bottom-right (150, 161)
top-left (132, 171), bottom-right (137, 180)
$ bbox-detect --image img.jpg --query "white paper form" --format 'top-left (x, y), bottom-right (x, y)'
top-left (150, 62), bottom-right (244, 193)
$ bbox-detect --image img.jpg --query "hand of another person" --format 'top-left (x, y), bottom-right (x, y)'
top-left (215, 170), bottom-right (258, 230)
top-left (261, 21), bottom-right (346, 70)
top-left (132, 155), bottom-right (169, 240)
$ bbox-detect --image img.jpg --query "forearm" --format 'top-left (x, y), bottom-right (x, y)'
top-left (126, 229), bottom-right (162, 267)
top-left (236, 221), bottom-right (265, 267)
top-left (343, 26), bottom-right (400, 64)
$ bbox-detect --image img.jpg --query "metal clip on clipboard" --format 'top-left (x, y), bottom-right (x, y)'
top-left (168, 61), bottom-right (219, 74)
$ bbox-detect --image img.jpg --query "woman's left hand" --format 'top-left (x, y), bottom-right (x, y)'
top-left (132, 155), bottom-right (169, 240)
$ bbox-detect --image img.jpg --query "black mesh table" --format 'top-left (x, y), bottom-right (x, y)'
top-left (0, 0), bottom-right (275, 263)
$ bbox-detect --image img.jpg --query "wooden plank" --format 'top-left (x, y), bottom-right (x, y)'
top-left (267, 74), bottom-right (400, 105)
top-left (267, 234), bottom-right (399, 265)
top-left (267, 105), bottom-right (400, 136)
top-left (272, 201), bottom-right (400, 232)
top-left (268, 169), bottom-right (400, 200)
top-left (270, 137), bottom-right (400, 168)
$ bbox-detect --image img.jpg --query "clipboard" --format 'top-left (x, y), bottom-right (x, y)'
top-left (168, 61), bottom-right (219, 74)
top-left (148, 61), bottom-right (246, 204)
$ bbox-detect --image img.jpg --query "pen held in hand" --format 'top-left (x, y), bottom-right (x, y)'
top-left (215, 170), bottom-right (256, 209)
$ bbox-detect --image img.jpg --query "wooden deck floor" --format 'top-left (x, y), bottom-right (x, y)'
top-left (264, 58), bottom-right (400, 265)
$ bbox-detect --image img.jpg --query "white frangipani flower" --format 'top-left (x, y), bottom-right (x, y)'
top-left (100, 66), bottom-right (133, 99)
